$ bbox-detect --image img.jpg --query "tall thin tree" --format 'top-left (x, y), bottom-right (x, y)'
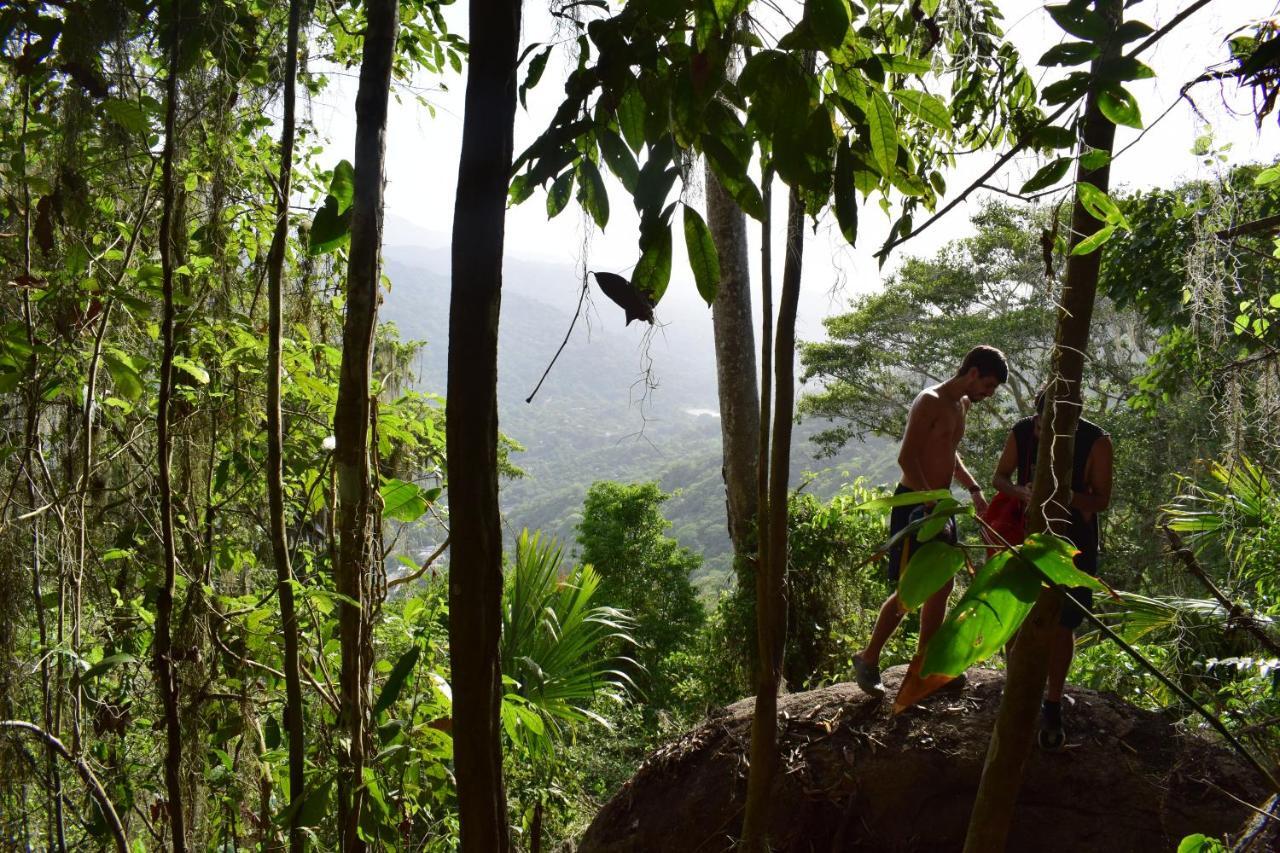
top-left (964, 2), bottom-right (1122, 849)
top-left (447, 0), bottom-right (524, 846)
top-left (265, 0), bottom-right (307, 847)
top-left (740, 184), bottom-right (805, 850)
top-left (155, 1), bottom-right (188, 848)
top-left (334, 0), bottom-right (398, 847)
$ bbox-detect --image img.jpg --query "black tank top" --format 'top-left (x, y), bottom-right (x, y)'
top-left (1011, 415), bottom-right (1106, 570)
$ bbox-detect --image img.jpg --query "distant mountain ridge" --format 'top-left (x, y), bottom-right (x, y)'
top-left (379, 238), bottom-right (895, 592)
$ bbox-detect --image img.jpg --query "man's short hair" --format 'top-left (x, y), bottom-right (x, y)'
top-left (957, 345), bottom-right (1008, 384)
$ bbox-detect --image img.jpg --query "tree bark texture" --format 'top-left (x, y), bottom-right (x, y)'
top-left (334, 1), bottom-right (398, 848)
top-left (706, 164), bottom-right (759, 558)
top-left (964, 4), bottom-right (1121, 849)
top-left (740, 186), bottom-right (804, 850)
top-left (266, 1), bottom-right (307, 848)
top-left (447, 0), bottom-right (522, 848)
top-left (155, 7), bottom-right (188, 847)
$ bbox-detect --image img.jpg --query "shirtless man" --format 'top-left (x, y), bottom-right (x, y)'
top-left (852, 345), bottom-right (1008, 697)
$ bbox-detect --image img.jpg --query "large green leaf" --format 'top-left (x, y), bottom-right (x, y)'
top-left (853, 488), bottom-right (950, 511)
top-left (577, 158), bottom-right (610, 229)
top-left (103, 351), bottom-right (144, 401)
top-left (889, 89), bottom-right (950, 131)
top-left (808, 0), bottom-right (850, 49)
top-left (381, 478), bottom-right (435, 523)
top-left (374, 645), bottom-right (420, 716)
top-left (921, 552), bottom-right (1041, 677)
top-left (1021, 157), bottom-right (1072, 193)
top-left (83, 653), bottom-right (138, 680)
top-left (833, 141), bottom-right (858, 244)
top-left (597, 129), bottom-right (639, 193)
top-left (1017, 532), bottom-right (1106, 591)
top-left (547, 170), bottom-right (574, 218)
top-left (633, 223), bottom-right (673, 303)
top-left (866, 90), bottom-right (898, 177)
top-left (898, 542), bottom-right (966, 611)
top-left (682, 206), bottom-right (720, 305)
top-left (103, 99), bottom-right (150, 135)
top-left (1098, 84), bottom-right (1142, 128)
top-left (617, 87), bottom-right (646, 153)
top-left (1046, 3), bottom-right (1108, 41)
top-left (308, 195), bottom-right (351, 254)
top-left (1038, 42), bottom-right (1099, 67)
top-left (329, 159), bottom-right (356, 213)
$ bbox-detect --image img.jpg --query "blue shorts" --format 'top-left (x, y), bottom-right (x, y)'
top-left (886, 484), bottom-right (957, 586)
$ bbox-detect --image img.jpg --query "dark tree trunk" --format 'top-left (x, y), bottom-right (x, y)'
top-left (265, 1), bottom-right (307, 849)
top-left (155, 5), bottom-right (187, 848)
top-left (334, 1), bottom-right (398, 848)
top-left (740, 185), bottom-right (804, 850)
top-left (706, 164), bottom-right (759, 559)
top-left (964, 3), bottom-right (1121, 849)
top-left (447, 0), bottom-right (523, 848)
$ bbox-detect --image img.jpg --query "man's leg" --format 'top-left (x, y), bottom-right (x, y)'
top-left (1045, 625), bottom-right (1075, 702)
top-left (918, 578), bottom-right (955, 650)
top-left (859, 591), bottom-right (906, 668)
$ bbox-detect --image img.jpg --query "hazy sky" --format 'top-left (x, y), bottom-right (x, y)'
top-left (309, 0), bottom-right (1279, 340)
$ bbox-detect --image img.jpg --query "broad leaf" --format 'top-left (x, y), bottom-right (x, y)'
top-left (898, 541), bottom-right (966, 611)
top-left (853, 488), bottom-right (950, 511)
top-left (808, 0), bottom-right (850, 50)
top-left (866, 90), bottom-right (898, 177)
top-left (617, 87), bottom-right (646, 153)
top-left (577, 158), bottom-right (610, 229)
top-left (308, 195), bottom-right (351, 254)
top-left (1098, 84), bottom-right (1142, 128)
top-left (103, 99), bottom-right (150, 135)
top-left (329, 160), bottom-right (356, 213)
top-left (374, 646), bottom-right (420, 715)
top-left (833, 141), bottom-right (859, 244)
top-left (1017, 532), bottom-right (1106, 591)
top-left (1038, 42), bottom-right (1099, 67)
top-left (597, 129), bottom-right (639, 193)
top-left (1070, 223), bottom-right (1115, 255)
top-left (921, 552), bottom-right (1041, 677)
top-left (1046, 4), bottom-right (1108, 41)
top-left (633, 224), bottom-right (673, 303)
top-left (547, 170), bottom-right (574, 218)
top-left (103, 352), bottom-right (144, 401)
top-left (682, 206), bottom-right (720, 305)
top-left (381, 478), bottom-right (434, 523)
top-left (1021, 157), bottom-right (1071, 193)
top-left (890, 89), bottom-right (950, 130)
top-left (84, 653), bottom-right (137, 680)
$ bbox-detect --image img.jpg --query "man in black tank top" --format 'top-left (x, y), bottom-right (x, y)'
top-left (992, 390), bottom-right (1113, 749)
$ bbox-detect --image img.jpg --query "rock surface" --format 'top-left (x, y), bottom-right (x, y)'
top-left (578, 666), bottom-right (1269, 852)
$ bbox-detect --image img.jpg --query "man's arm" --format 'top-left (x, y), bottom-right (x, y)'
top-left (993, 431), bottom-right (1031, 503)
top-left (953, 453), bottom-right (988, 513)
top-left (1072, 435), bottom-right (1113, 519)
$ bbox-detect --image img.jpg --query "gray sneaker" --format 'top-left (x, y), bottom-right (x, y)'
top-left (853, 655), bottom-right (885, 698)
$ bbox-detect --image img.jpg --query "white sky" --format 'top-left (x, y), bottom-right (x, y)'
top-left (309, 0), bottom-right (1279, 338)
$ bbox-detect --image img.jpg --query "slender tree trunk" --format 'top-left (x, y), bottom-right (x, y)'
top-left (334, 1), bottom-right (398, 848)
top-left (266, 1), bottom-right (307, 849)
top-left (963, 4), bottom-right (1121, 849)
top-left (706, 165), bottom-right (759, 559)
top-left (740, 185), bottom-right (804, 850)
top-left (155, 5), bottom-right (188, 847)
top-left (447, 0), bottom-right (523, 847)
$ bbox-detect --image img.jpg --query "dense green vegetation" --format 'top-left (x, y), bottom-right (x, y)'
top-left (1, 0), bottom-right (1278, 850)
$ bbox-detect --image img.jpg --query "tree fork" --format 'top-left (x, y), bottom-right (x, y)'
top-left (266, 0), bottom-right (308, 848)
top-left (448, 0), bottom-right (523, 844)
top-left (334, 0), bottom-right (398, 847)
top-left (964, 3), bottom-right (1121, 849)
top-left (740, 184), bottom-right (805, 850)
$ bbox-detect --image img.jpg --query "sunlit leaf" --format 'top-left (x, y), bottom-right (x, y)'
top-left (921, 552), bottom-right (1041, 677)
top-left (1017, 532), bottom-right (1105, 591)
top-left (890, 89), bottom-right (950, 131)
top-left (1098, 84), bottom-right (1142, 129)
top-left (866, 90), bottom-right (898, 177)
top-left (1021, 157), bottom-right (1071, 193)
top-left (898, 541), bottom-right (966, 611)
top-left (633, 223), bottom-right (673, 303)
top-left (381, 478), bottom-right (433, 523)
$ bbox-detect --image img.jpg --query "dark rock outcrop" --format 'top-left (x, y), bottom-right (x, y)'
top-left (579, 666), bottom-right (1270, 852)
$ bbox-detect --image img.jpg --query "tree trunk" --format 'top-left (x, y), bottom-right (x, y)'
top-left (706, 164), bottom-right (759, 559)
top-left (448, 0), bottom-right (523, 848)
top-left (740, 185), bottom-right (804, 850)
top-left (334, 1), bottom-right (398, 848)
top-left (266, 1), bottom-right (307, 849)
top-left (155, 5), bottom-right (188, 847)
top-left (963, 3), bottom-right (1122, 849)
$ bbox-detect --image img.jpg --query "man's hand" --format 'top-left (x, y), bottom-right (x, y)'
top-left (1014, 484), bottom-right (1033, 504)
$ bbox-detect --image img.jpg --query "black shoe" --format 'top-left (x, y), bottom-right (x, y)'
top-left (853, 655), bottom-right (885, 698)
top-left (1039, 700), bottom-right (1065, 750)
